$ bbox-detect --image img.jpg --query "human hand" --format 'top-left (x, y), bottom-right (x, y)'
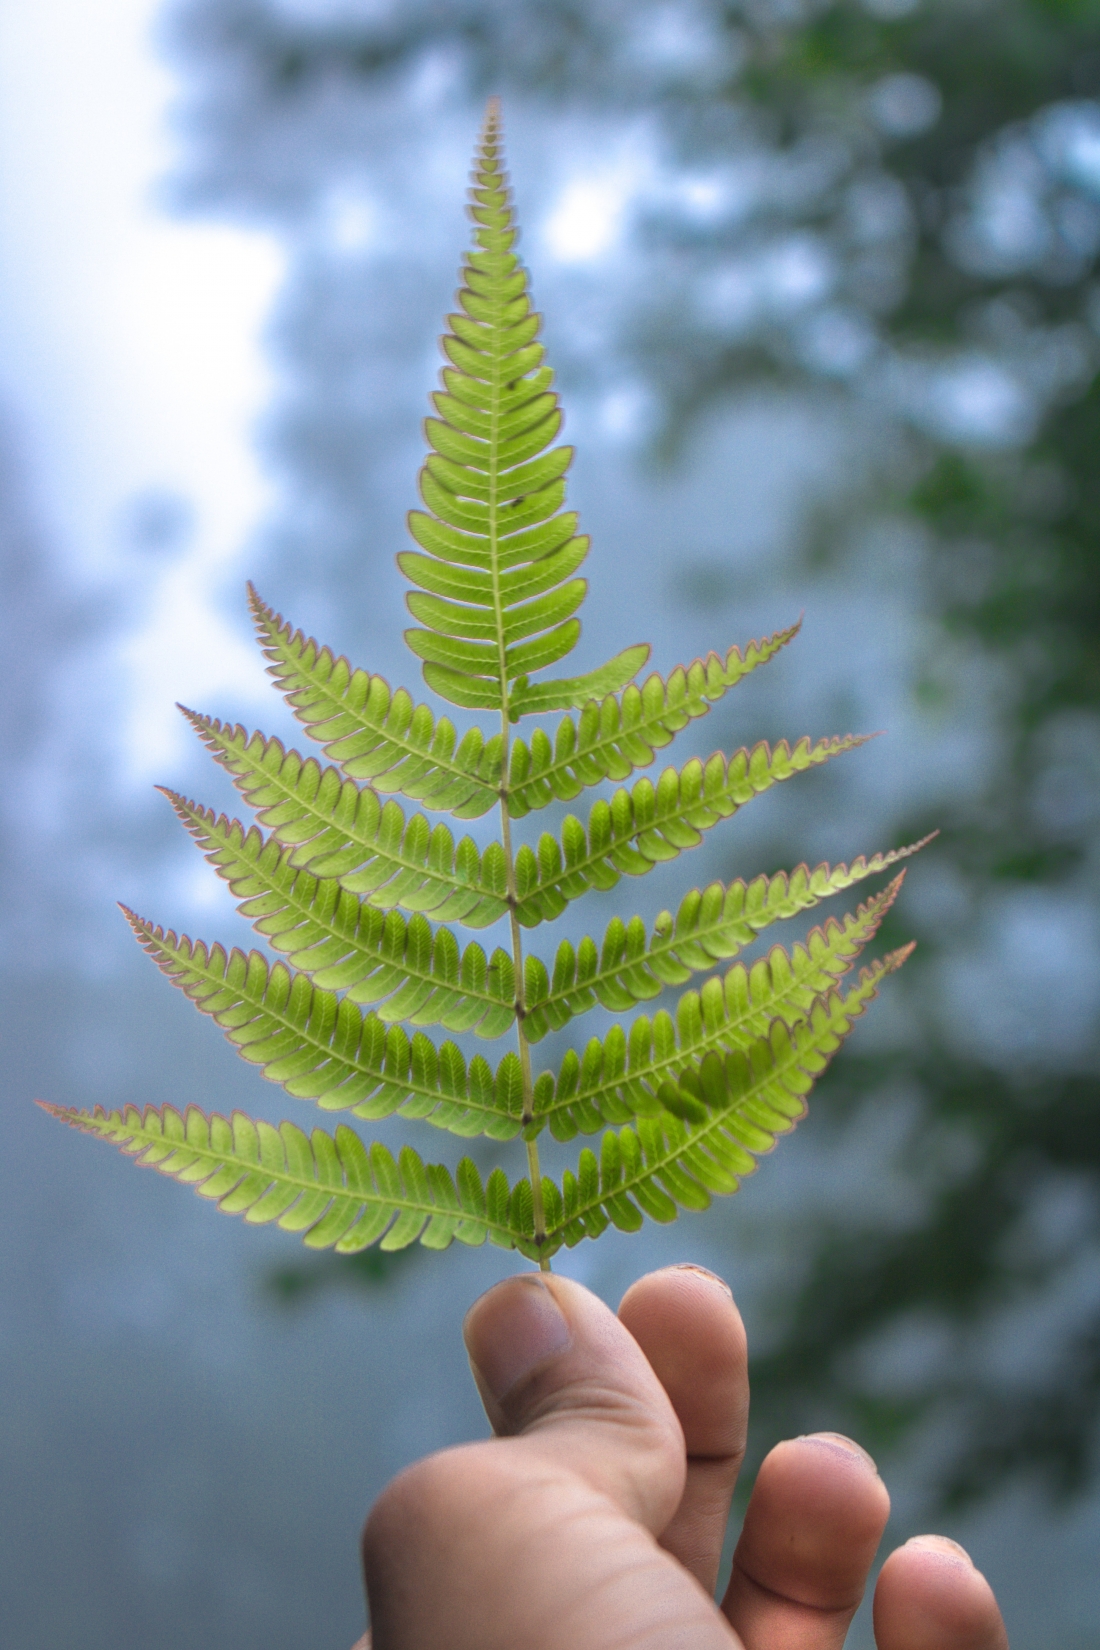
top-left (355, 1265), bottom-right (1008, 1649)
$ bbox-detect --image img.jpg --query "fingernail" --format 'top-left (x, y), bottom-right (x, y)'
top-left (800, 1432), bottom-right (879, 1473)
top-left (671, 1263), bottom-right (733, 1297)
top-left (463, 1275), bottom-right (572, 1402)
top-left (905, 1534), bottom-right (974, 1567)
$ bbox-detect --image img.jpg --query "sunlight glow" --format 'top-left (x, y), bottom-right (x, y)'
top-left (543, 164), bottom-right (642, 263)
top-left (0, 0), bottom-right (286, 781)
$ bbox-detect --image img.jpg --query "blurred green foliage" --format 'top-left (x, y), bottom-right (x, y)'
top-left (267, 1243), bottom-right (422, 1304)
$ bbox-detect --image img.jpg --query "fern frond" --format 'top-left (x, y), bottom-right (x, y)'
top-left (41, 1103), bottom-right (521, 1253)
top-left (534, 951), bottom-right (910, 1254)
top-left (45, 107), bottom-right (923, 1281)
top-left (181, 711), bottom-right (508, 927)
top-left (512, 733), bottom-right (870, 927)
top-left (533, 880), bottom-right (905, 1141)
top-left (162, 793), bottom-right (516, 1037)
top-left (522, 838), bottom-right (931, 1041)
top-left (121, 909), bottom-right (524, 1139)
top-left (247, 586), bottom-right (502, 819)
top-left (506, 624), bottom-right (799, 814)
top-left (401, 102), bottom-right (646, 710)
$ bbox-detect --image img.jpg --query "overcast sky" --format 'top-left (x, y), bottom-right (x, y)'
top-left (0, 0), bottom-right (286, 775)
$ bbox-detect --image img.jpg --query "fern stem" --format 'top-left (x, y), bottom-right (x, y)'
top-left (480, 107), bottom-right (549, 1270)
top-left (500, 769), bottom-right (550, 1269)
top-left (501, 770), bottom-right (550, 1269)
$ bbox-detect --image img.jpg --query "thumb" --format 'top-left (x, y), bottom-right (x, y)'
top-left (363, 1273), bottom-right (724, 1650)
top-left (463, 1272), bottom-right (686, 1533)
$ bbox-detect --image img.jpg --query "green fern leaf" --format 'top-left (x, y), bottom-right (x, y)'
top-left (247, 585), bottom-right (502, 819)
top-left (521, 838), bottom-right (932, 1041)
top-left (506, 624), bottom-right (798, 812)
top-left (512, 733), bottom-right (870, 927)
top-left (45, 105), bottom-right (922, 1278)
top-left (536, 951), bottom-right (911, 1257)
top-left (40, 1103), bottom-right (521, 1253)
top-left (400, 102), bottom-right (646, 710)
top-left (180, 711), bottom-right (509, 927)
top-left (533, 879), bottom-right (903, 1141)
top-left (161, 792), bottom-right (516, 1037)
top-left (121, 909), bottom-right (523, 1139)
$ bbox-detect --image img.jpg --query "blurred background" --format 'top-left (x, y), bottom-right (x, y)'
top-left (2, 0), bottom-right (1099, 1644)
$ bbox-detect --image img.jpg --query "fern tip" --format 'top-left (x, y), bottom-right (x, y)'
top-left (118, 904), bottom-right (153, 941)
top-left (246, 583), bottom-right (281, 628)
top-left (35, 1099), bottom-right (98, 1133)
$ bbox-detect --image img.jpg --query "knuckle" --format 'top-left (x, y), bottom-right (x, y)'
top-left (362, 1446), bottom-right (482, 1573)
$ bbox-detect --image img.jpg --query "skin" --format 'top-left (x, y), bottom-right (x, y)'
top-left (353, 1265), bottom-right (1009, 1650)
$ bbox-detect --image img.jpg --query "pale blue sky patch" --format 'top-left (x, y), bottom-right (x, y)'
top-left (0, 0), bottom-right (284, 777)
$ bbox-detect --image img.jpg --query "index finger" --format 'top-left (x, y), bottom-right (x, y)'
top-left (618, 1264), bottom-right (749, 1597)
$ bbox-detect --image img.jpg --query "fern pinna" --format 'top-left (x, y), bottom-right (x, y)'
top-left (44, 105), bottom-right (922, 1270)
